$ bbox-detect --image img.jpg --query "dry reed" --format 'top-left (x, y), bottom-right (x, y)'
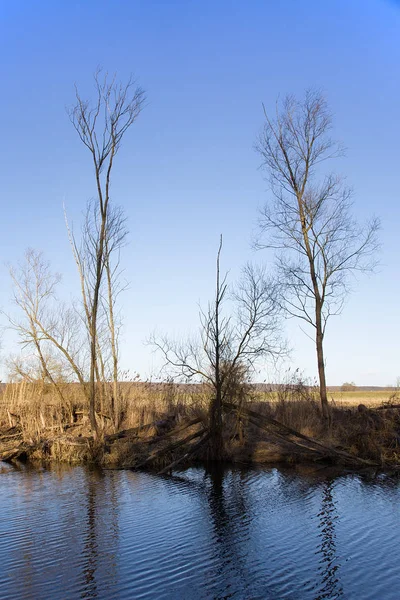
top-left (1, 378), bottom-right (400, 467)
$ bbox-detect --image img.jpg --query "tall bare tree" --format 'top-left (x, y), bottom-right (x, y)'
top-left (66, 199), bottom-right (128, 430)
top-left (151, 236), bottom-right (283, 458)
top-left (68, 71), bottom-right (145, 437)
top-left (255, 90), bottom-right (380, 424)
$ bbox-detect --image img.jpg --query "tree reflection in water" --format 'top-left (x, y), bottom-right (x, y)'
top-left (203, 465), bottom-right (254, 599)
top-left (315, 479), bottom-right (344, 600)
top-left (80, 468), bottom-right (119, 599)
top-left (3, 465), bottom-right (400, 599)
top-left (81, 469), bottom-right (100, 599)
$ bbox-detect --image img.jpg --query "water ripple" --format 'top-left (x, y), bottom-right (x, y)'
top-left (1, 465), bottom-right (400, 599)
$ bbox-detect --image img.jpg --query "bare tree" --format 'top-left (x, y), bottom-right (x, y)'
top-left (5, 249), bottom-right (88, 415)
top-left (68, 70), bottom-right (145, 437)
top-left (151, 236), bottom-right (284, 458)
top-left (66, 200), bottom-right (128, 430)
top-left (255, 90), bottom-right (380, 424)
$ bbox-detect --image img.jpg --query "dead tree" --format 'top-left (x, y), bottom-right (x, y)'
top-left (68, 70), bottom-right (145, 437)
top-left (151, 236), bottom-right (284, 459)
top-left (255, 90), bottom-right (380, 425)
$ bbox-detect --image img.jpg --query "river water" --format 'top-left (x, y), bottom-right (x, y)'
top-left (0, 462), bottom-right (399, 599)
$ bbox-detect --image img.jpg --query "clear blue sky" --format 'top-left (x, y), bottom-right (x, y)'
top-left (0, 0), bottom-right (399, 386)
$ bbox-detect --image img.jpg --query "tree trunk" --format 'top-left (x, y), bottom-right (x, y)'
top-left (209, 236), bottom-right (225, 460)
top-left (208, 389), bottom-right (224, 460)
top-left (88, 205), bottom-right (108, 440)
top-left (105, 253), bottom-right (120, 432)
top-left (89, 339), bottom-right (98, 438)
top-left (315, 305), bottom-right (330, 427)
top-left (89, 259), bottom-right (102, 440)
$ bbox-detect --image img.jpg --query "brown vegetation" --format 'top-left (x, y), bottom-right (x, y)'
top-left (1, 380), bottom-right (400, 473)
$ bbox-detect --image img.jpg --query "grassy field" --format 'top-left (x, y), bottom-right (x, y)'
top-left (328, 390), bottom-right (397, 407)
top-left (255, 388), bottom-right (398, 408)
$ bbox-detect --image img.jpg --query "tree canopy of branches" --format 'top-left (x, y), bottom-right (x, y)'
top-left (151, 236), bottom-right (284, 458)
top-left (68, 70), bottom-right (145, 436)
top-left (255, 90), bottom-right (380, 423)
top-left (5, 249), bottom-right (88, 414)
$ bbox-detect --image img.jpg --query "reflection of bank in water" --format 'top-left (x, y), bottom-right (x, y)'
top-left (315, 479), bottom-right (344, 599)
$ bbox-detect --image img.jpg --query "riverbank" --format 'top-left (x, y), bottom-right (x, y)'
top-left (1, 396), bottom-right (400, 473)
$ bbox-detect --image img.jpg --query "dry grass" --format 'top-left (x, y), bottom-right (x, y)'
top-left (0, 380), bottom-right (202, 433)
top-left (255, 389), bottom-right (396, 408)
top-left (0, 380), bottom-right (208, 464)
top-left (330, 405), bottom-right (400, 464)
top-left (0, 381), bottom-right (85, 438)
top-left (246, 396), bottom-right (400, 465)
top-left (1, 380), bottom-right (400, 468)
top-left (119, 381), bottom-right (207, 429)
top-left (329, 390), bottom-right (396, 407)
